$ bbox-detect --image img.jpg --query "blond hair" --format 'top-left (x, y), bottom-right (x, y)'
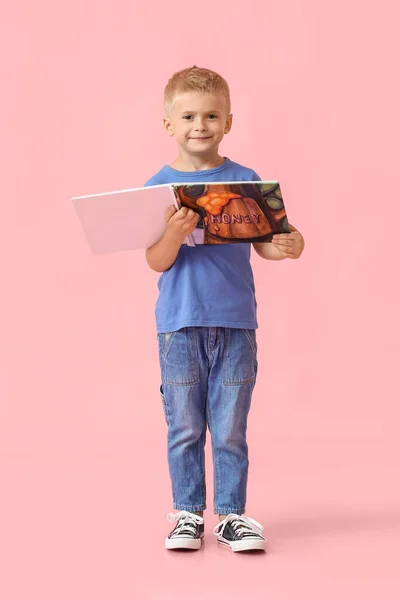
top-left (164, 65), bottom-right (231, 115)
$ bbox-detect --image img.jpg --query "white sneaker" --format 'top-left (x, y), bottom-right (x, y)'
top-left (165, 511), bottom-right (204, 550)
top-left (213, 514), bottom-right (267, 552)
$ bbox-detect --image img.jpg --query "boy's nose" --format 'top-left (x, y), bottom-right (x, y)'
top-left (194, 119), bottom-right (206, 131)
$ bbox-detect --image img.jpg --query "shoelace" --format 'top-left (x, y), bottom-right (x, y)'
top-left (167, 511), bottom-right (204, 537)
top-left (213, 514), bottom-right (264, 539)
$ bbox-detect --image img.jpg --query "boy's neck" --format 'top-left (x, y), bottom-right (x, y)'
top-left (169, 151), bottom-right (226, 172)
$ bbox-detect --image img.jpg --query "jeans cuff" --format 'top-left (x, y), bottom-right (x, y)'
top-left (214, 507), bottom-right (245, 515)
top-left (173, 503), bottom-right (206, 512)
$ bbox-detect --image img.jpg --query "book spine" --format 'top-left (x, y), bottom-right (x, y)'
top-left (169, 186), bottom-right (195, 247)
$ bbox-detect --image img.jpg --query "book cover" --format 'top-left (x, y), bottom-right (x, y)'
top-left (71, 183), bottom-right (192, 254)
top-left (173, 181), bottom-right (289, 245)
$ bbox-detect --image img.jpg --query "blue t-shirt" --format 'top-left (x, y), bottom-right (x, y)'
top-left (144, 158), bottom-right (261, 333)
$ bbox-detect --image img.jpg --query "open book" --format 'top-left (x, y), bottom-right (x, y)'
top-left (72, 181), bottom-right (289, 254)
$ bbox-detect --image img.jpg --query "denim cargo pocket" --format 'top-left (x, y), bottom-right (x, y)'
top-left (158, 328), bottom-right (200, 386)
top-left (160, 384), bottom-right (170, 425)
top-left (222, 328), bottom-right (258, 386)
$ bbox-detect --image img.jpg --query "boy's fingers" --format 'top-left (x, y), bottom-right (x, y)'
top-left (273, 233), bottom-right (293, 240)
top-left (165, 205), bottom-right (177, 222)
top-left (177, 207), bottom-right (189, 218)
top-left (273, 239), bottom-right (294, 246)
top-left (171, 206), bottom-right (187, 221)
top-left (277, 246), bottom-right (296, 255)
top-left (182, 208), bottom-right (197, 220)
top-left (170, 207), bottom-right (198, 226)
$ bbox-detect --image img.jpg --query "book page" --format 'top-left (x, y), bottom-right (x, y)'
top-left (172, 181), bottom-right (289, 245)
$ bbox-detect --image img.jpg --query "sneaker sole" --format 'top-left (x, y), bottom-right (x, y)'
top-left (165, 536), bottom-right (203, 550)
top-left (217, 538), bottom-right (267, 552)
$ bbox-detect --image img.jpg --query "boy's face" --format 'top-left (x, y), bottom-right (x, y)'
top-left (163, 92), bottom-right (232, 156)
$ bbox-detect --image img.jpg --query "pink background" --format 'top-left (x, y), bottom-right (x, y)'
top-left (1, 1), bottom-right (399, 598)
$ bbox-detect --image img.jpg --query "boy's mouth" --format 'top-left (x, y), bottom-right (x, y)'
top-left (190, 137), bottom-right (212, 141)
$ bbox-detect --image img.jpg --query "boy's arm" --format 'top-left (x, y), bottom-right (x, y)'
top-left (145, 231), bottom-right (183, 272)
top-left (253, 224), bottom-right (305, 260)
top-left (145, 206), bottom-right (199, 272)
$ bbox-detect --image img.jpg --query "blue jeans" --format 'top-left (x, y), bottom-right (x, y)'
top-left (157, 327), bottom-right (258, 515)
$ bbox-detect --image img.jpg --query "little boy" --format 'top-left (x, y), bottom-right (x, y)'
top-left (145, 66), bottom-right (305, 552)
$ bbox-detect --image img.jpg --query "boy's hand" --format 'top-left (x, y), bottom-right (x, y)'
top-left (272, 224), bottom-right (305, 259)
top-left (164, 205), bottom-right (199, 243)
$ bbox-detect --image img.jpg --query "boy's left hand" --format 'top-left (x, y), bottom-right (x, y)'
top-left (272, 224), bottom-right (305, 259)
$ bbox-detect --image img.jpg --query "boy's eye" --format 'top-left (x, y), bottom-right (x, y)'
top-left (182, 114), bottom-right (218, 120)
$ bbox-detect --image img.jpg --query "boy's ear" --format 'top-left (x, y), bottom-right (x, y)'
top-left (163, 117), bottom-right (175, 137)
top-left (224, 114), bottom-right (233, 134)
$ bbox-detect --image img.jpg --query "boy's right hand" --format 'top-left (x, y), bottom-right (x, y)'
top-left (164, 205), bottom-right (199, 243)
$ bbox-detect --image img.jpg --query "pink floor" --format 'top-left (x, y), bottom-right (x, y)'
top-left (1, 431), bottom-right (399, 599)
